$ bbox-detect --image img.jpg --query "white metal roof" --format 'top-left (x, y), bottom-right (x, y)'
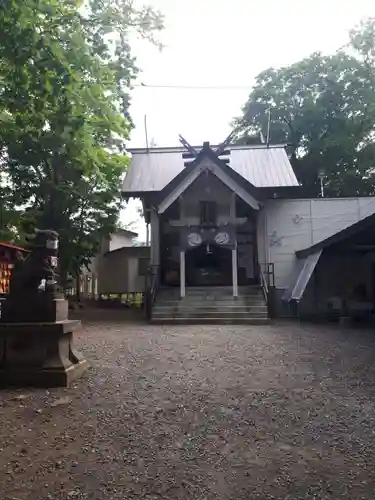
top-left (122, 144), bottom-right (299, 193)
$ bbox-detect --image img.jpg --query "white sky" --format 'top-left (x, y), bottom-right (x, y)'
top-left (122, 0), bottom-right (375, 240)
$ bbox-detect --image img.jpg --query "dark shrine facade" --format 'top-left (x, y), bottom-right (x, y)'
top-left (148, 141), bottom-right (262, 297)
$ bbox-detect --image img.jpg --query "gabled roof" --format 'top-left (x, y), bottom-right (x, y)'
top-left (122, 143), bottom-right (299, 194)
top-left (157, 143), bottom-right (263, 213)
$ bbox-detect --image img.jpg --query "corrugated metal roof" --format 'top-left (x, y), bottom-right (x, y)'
top-left (282, 250), bottom-right (322, 302)
top-left (122, 144), bottom-right (299, 193)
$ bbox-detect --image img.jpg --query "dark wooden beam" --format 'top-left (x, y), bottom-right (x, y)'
top-left (216, 130), bottom-right (236, 156)
top-left (179, 134), bottom-right (198, 157)
top-left (217, 150), bottom-right (231, 157)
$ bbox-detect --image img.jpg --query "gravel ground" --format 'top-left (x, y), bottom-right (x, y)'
top-left (1, 319), bottom-right (375, 500)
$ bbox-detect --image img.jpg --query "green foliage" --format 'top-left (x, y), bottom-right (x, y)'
top-left (0, 0), bottom-right (163, 279)
top-left (234, 17), bottom-right (375, 197)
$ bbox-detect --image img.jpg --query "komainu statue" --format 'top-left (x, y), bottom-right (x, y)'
top-left (1, 229), bottom-right (65, 322)
top-left (7, 229), bottom-right (60, 298)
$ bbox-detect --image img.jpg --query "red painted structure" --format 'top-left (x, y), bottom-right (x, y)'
top-left (0, 242), bottom-right (28, 294)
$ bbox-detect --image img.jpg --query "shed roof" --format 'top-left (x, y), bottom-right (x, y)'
top-left (114, 228), bottom-right (138, 238)
top-left (104, 245), bottom-right (150, 257)
top-left (122, 144), bottom-right (299, 194)
top-left (296, 211), bottom-right (375, 259)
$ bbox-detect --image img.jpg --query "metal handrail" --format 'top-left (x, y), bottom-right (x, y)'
top-left (258, 262), bottom-right (275, 301)
top-left (268, 263), bottom-right (275, 288)
top-left (259, 263), bottom-right (275, 286)
top-left (258, 263), bottom-right (269, 301)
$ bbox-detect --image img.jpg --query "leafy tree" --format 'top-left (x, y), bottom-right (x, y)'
top-left (234, 17), bottom-right (375, 197)
top-left (0, 0), bottom-right (163, 281)
top-left (0, 184), bottom-right (21, 242)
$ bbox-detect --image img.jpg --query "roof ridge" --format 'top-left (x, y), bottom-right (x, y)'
top-left (127, 144), bottom-right (287, 154)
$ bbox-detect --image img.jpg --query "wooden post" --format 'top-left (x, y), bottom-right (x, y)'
top-left (230, 192), bottom-right (236, 222)
top-left (180, 250), bottom-right (185, 298)
top-left (232, 247), bottom-right (238, 297)
top-left (230, 193), bottom-right (238, 297)
top-left (150, 210), bottom-right (160, 266)
top-left (146, 223), bottom-right (150, 246)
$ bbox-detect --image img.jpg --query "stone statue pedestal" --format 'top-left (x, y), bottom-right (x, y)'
top-left (0, 318), bottom-right (88, 387)
top-left (1, 296), bottom-right (69, 323)
top-left (0, 229), bottom-right (88, 387)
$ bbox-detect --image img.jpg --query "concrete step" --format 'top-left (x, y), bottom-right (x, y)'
top-left (155, 296), bottom-right (265, 302)
top-left (153, 304), bottom-right (268, 311)
top-left (159, 290), bottom-right (264, 296)
top-left (158, 287), bottom-right (263, 296)
top-left (151, 317), bottom-right (271, 325)
top-left (155, 304), bottom-right (266, 309)
top-left (159, 286), bottom-right (258, 291)
top-left (182, 292), bottom-right (263, 297)
top-left (152, 310), bottom-right (268, 319)
top-left (157, 298), bottom-right (265, 303)
top-left (152, 285), bottom-right (269, 325)
top-left (154, 305), bottom-right (267, 312)
top-left (156, 297), bottom-right (265, 304)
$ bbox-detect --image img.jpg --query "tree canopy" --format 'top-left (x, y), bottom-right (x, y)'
top-left (0, 0), bottom-right (163, 280)
top-left (234, 17), bottom-right (375, 198)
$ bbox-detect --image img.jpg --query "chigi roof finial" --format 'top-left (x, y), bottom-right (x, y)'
top-left (178, 134), bottom-right (198, 158)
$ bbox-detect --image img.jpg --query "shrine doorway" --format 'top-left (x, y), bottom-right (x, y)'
top-left (185, 242), bottom-right (233, 286)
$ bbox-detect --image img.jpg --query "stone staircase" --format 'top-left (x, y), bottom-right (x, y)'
top-left (151, 286), bottom-right (269, 325)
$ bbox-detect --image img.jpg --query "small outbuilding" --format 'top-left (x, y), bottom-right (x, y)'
top-left (283, 212), bottom-right (375, 321)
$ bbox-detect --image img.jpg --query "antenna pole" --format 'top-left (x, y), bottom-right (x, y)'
top-left (266, 107), bottom-right (271, 148)
top-left (144, 115), bottom-right (149, 151)
top-left (318, 169), bottom-right (326, 198)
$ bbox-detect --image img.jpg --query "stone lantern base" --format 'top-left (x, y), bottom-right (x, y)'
top-left (0, 317), bottom-right (88, 387)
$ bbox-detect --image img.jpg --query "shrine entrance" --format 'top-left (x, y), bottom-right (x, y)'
top-left (185, 242), bottom-right (232, 286)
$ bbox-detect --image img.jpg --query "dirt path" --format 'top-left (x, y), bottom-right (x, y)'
top-left (1, 321), bottom-right (375, 499)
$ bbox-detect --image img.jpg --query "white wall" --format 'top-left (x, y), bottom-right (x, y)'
top-left (261, 197), bottom-right (375, 288)
top-left (128, 255), bottom-right (148, 292)
top-left (97, 251), bottom-right (129, 294)
top-left (82, 231), bottom-right (135, 277)
top-left (256, 207), bottom-right (267, 265)
top-left (109, 232), bottom-right (134, 251)
top-left (97, 248), bottom-right (150, 294)
top-left (237, 219), bottom-right (255, 280)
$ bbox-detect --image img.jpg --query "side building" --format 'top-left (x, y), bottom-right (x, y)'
top-left (80, 229), bottom-right (150, 300)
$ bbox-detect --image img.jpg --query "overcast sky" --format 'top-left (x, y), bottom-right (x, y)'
top-left (123, 0), bottom-right (375, 239)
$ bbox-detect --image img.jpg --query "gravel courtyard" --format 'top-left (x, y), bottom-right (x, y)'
top-left (1, 320), bottom-right (375, 499)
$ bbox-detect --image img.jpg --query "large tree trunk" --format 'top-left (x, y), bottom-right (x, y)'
top-left (75, 271), bottom-right (81, 302)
